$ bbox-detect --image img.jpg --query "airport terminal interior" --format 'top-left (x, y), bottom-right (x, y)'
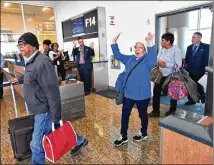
top-left (0, 1), bottom-right (213, 164)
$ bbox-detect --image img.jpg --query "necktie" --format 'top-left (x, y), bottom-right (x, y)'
top-left (192, 45), bottom-right (198, 58)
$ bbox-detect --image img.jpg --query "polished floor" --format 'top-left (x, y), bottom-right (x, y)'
top-left (0, 87), bottom-right (203, 164)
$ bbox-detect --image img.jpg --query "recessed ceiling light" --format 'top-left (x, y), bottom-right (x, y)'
top-left (4, 2), bottom-right (9, 7)
top-left (42, 7), bottom-right (48, 11)
top-left (49, 16), bottom-right (54, 20)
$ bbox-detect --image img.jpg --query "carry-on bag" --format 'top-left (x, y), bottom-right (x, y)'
top-left (43, 120), bottom-right (77, 163)
top-left (8, 80), bottom-right (34, 161)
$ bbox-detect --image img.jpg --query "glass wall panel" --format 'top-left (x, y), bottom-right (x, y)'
top-left (1, 2), bottom-right (24, 59)
top-left (188, 10), bottom-right (199, 30)
top-left (199, 7), bottom-right (213, 44)
top-left (200, 8), bottom-right (213, 29)
top-left (23, 4), bottom-right (57, 52)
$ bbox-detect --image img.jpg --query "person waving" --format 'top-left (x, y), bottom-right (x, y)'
top-left (111, 33), bottom-right (157, 147)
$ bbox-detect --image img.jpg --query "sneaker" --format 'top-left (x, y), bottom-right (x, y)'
top-left (70, 139), bottom-right (88, 156)
top-left (148, 111), bottom-right (160, 117)
top-left (133, 131), bottom-right (148, 141)
top-left (114, 136), bottom-right (128, 147)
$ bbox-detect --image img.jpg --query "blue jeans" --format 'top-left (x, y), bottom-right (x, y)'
top-left (30, 112), bottom-right (85, 164)
top-left (121, 97), bottom-right (151, 137)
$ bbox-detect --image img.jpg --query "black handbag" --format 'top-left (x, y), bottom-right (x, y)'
top-left (115, 56), bottom-right (145, 105)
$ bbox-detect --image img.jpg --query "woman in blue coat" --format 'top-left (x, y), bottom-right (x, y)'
top-left (111, 33), bottom-right (157, 146)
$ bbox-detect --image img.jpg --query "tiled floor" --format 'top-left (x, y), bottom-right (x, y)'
top-left (0, 87), bottom-right (203, 164)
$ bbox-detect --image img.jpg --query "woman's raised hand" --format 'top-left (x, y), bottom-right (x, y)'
top-left (145, 32), bottom-right (154, 46)
top-left (112, 33), bottom-right (121, 44)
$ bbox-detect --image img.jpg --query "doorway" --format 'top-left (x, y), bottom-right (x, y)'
top-left (155, 3), bottom-right (213, 58)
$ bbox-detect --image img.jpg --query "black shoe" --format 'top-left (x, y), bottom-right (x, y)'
top-left (71, 139), bottom-right (88, 156)
top-left (133, 131), bottom-right (148, 142)
top-left (200, 98), bottom-right (205, 104)
top-left (164, 109), bottom-right (176, 117)
top-left (184, 101), bottom-right (196, 105)
top-left (114, 136), bottom-right (128, 147)
top-left (148, 111), bottom-right (160, 117)
top-left (84, 92), bottom-right (90, 96)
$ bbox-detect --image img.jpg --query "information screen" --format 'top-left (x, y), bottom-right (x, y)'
top-left (71, 17), bottom-right (84, 35)
top-left (62, 20), bottom-right (72, 39)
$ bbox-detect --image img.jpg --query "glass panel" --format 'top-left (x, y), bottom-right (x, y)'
top-left (188, 10), bottom-right (199, 30)
top-left (1, 2), bottom-right (24, 59)
top-left (23, 4), bottom-right (57, 52)
top-left (200, 7), bottom-right (213, 29)
top-left (199, 28), bottom-right (212, 44)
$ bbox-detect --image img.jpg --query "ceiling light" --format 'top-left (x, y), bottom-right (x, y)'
top-left (4, 2), bottom-right (9, 7)
top-left (49, 16), bottom-right (55, 20)
top-left (42, 7), bottom-right (48, 11)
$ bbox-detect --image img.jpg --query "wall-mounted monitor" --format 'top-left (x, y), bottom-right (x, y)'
top-left (62, 20), bottom-right (72, 39)
top-left (71, 16), bottom-right (84, 35)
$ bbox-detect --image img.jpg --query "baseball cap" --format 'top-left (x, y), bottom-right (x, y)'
top-left (18, 32), bottom-right (39, 50)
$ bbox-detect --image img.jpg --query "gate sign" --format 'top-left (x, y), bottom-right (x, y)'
top-left (84, 9), bottom-right (98, 34)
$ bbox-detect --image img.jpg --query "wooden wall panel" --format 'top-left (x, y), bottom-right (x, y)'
top-left (198, 116), bottom-right (213, 126)
top-left (161, 128), bottom-right (213, 164)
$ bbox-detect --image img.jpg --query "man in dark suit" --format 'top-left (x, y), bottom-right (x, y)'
top-left (72, 37), bottom-right (95, 95)
top-left (185, 32), bottom-right (210, 105)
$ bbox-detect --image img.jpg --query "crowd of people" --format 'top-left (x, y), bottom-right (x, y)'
top-left (0, 29), bottom-right (210, 164)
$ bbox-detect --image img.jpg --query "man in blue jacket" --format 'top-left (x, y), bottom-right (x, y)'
top-left (72, 37), bottom-right (95, 95)
top-left (17, 33), bottom-right (87, 164)
top-left (185, 32), bottom-right (210, 105)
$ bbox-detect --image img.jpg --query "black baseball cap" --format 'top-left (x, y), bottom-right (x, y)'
top-left (18, 32), bottom-right (39, 50)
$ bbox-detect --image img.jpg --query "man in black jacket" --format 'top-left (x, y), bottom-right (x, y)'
top-left (185, 32), bottom-right (210, 105)
top-left (17, 33), bottom-right (87, 164)
top-left (72, 37), bottom-right (95, 95)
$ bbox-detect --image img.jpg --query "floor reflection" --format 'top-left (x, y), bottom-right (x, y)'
top-left (1, 87), bottom-right (204, 164)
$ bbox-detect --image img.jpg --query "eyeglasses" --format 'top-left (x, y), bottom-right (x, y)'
top-left (17, 43), bottom-right (28, 49)
top-left (134, 46), bottom-right (144, 49)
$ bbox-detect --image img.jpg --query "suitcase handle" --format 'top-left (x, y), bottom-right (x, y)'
top-left (52, 120), bottom-right (63, 131)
